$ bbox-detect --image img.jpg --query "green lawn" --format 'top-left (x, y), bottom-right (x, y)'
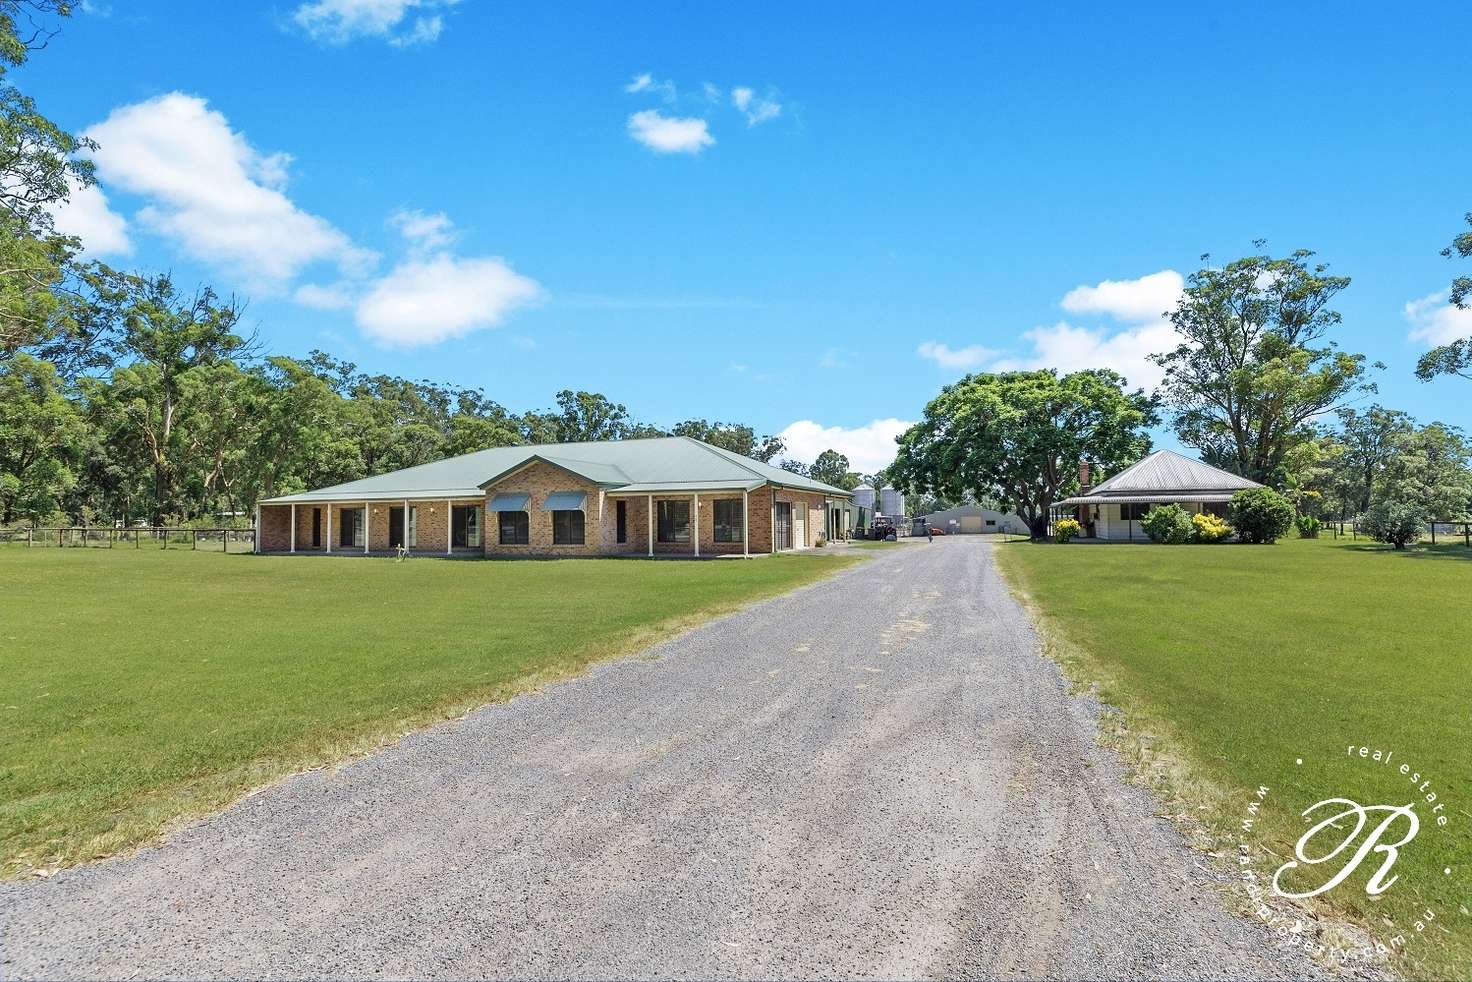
top-left (996, 536), bottom-right (1472, 980)
top-left (0, 549), bottom-right (859, 877)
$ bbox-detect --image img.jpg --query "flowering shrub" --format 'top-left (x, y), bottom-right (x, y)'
top-left (1053, 518), bottom-right (1081, 543)
top-left (1192, 512), bottom-right (1231, 543)
top-left (1229, 488), bottom-right (1295, 544)
top-left (1356, 502), bottom-right (1426, 550)
top-left (1295, 514), bottom-right (1322, 539)
top-left (1141, 503), bottom-right (1194, 544)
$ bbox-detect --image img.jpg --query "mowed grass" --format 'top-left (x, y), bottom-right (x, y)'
top-left (0, 548), bottom-right (859, 877)
top-left (996, 536), bottom-right (1472, 979)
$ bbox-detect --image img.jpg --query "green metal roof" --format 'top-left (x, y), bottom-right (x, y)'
top-left (260, 436), bottom-right (853, 504)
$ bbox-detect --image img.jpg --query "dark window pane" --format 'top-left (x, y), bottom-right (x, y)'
top-left (657, 500), bottom-right (690, 543)
top-left (553, 509), bottom-right (584, 545)
top-left (616, 500), bottom-right (627, 543)
top-left (499, 510), bottom-right (529, 545)
top-left (713, 499), bottom-right (743, 542)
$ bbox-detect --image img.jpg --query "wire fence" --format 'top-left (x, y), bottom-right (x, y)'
top-left (0, 527), bottom-right (257, 552)
top-left (1322, 520), bottom-right (1470, 545)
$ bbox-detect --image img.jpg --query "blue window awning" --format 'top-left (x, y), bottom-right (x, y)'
top-left (489, 493), bottom-right (530, 511)
top-left (542, 491), bottom-right (587, 511)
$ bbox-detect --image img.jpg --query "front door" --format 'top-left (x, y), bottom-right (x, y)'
top-left (389, 507), bottom-right (405, 549)
top-left (793, 504), bottom-right (806, 548)
top-left (774, 502), bottom-right (792, 550)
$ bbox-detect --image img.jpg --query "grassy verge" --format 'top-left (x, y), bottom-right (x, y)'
top-left (994, 536), bottom-right (1472, 980)
top-left (1, 549), bottom-right (860, 876)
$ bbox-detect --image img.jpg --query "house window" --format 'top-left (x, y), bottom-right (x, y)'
top-left (616, 500), bottom-right (627, 543)
top-left (552, 509), bottom-right (584, 545)
top-left (340, 508), bottom-right (364, 548)
top-left (713, 499), bottom-right (743, 542)
top-left (498, 510), bottom-right (528, 545)
top-left (1204, 502), bottom-right (1229, 519)
top-left (1120, 503), bottom-right (1151, 521)
top-left (408, 506), bottom-right (417, 548)
top-left (657, 500), bottom-right (690, 543)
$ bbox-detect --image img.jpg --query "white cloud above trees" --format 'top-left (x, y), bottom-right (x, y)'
top-left (83, 93), bottom-right (373, 289)
top-left (777, 418), bottom-right (913, 474)
top-left (1404, 290), bottom-right (1472, 346)
top-left (48, 178), bottom-right (131, 256)
top-left (921, 270), bottom-right (1185, 390)
top-left (80, 93), bottom-right (542, 347)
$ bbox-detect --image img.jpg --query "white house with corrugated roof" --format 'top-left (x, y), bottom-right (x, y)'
top-left (1054, 449), bottom-right (1261, 541)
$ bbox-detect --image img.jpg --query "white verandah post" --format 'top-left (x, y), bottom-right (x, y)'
top-left (363, 501), bottom-right (369, 554)
top-left (254, 504), bottom-right (260, 553)
top-left (289, 503), bottom-right (296, 553)
top-left (743, 490), bottom-right (749, 558)
top-left (647, 494), bottom-right (654, 557)
top-left (326, 504), bottom-right (332, 553)
top-left (693, 492), bottom-right (700, 558)
top-left (403, 498), bottom-right (410, 551)
top-left (446, 499), bottom-right (452, 555)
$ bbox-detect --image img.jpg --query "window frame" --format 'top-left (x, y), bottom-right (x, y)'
top-left (552, 509), bottom-right (585, 545)
top-left (1120, 502), bottom-right (1151, 521)
top-left (712, 498), bottom-right (743, 543)
top-left (657, 499), bottom-right (691, 543)
top-left (498, 509), bottom-right (529, 545)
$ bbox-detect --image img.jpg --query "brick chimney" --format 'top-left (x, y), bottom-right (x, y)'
top-left (1078, 459), bottom-right (1091, 491)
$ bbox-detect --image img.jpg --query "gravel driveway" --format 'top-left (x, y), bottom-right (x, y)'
top-left (3, 537), bottom-right (1323, 979)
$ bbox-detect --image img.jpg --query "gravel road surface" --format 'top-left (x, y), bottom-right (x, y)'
top-left (3, 537), bottom-right (1327, 979)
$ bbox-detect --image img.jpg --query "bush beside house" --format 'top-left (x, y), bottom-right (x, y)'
top-left (1141, 504), bottom-right (1194, 544)
top-left (1229, 488), bottom-right (1295, 544)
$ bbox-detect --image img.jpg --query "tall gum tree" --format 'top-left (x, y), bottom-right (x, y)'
top-left (1152, 248), bottom-right (1375, 484)
top-left (890, 369), bottom-right (1156, 539)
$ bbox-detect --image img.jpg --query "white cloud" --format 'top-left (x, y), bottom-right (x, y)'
top-left (49, 178), bottom-right (131, 256)
top-left (624, 72), bottom-right (677, 101)
top-left (916, 340), bottom-right (996, 370)
top-left (291, 0), bottom-right (458, 46)
top-left (918, 270), bottom-right (1184, 390)
top-left (1405, 290), bottom-right (1472, 346)
top-left (83, 92), bottom-right (373, 289)
top-left (389, 208), bottom-right (455, 251)
top-left (992, 319), bottom-right (1179, 390)
top-left (355, 252), bottom-right (542, 346)
top-left (627, 109), bottom-right (714, 154)
top-left (731, 86), bottom-right (781, 126)
top-left (1061, 269), bottom-right (1183, 322)
top-left (818, 347), bottom-right (853, 370)
top-left (777, 418), bottom-right (914, 475)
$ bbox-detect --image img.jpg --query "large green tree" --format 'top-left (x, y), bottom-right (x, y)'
top-left (0, 351), bottom-right (82, 522)
top-left (670, 419), bottom-right (784, 461)
top-left (808, 449), bottom-right (859, 489)
top-left (1414, 213), bottom-right (1472, 384)
top-left (1332, 405), bottom-right (1414, 514)
top-left (891, 369), bottom-right (1156, 538)
top-left (1152, 248), bottom-right (1373, 484)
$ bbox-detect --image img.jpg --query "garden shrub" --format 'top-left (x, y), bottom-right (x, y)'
top-left (1228, 487), bottom-right (1295, 544)
top-left (1192, 512), bottom-right (1231, 543)
top-left (1295, 514), bottom-right (1322, 539)
top-left (1053, 518), bottom-right (1081, 543)
top-left (1355, 502), bottom-right (1427, 550)
top-left (1141, 503), bottom-right (1194, 544)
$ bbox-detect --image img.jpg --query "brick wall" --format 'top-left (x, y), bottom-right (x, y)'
top-left (483, 461), bottom-right (609, 557)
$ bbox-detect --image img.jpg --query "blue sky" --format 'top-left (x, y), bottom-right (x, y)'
top-left (28, 1), bottom-right (1472, 472)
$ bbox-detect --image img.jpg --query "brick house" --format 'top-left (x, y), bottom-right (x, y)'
top-left (255, 437), bottom-right (855, 558)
